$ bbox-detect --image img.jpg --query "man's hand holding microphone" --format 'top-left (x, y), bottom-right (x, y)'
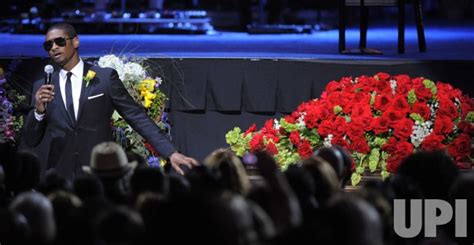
top-left (35, 65), bottom-right (55, 114)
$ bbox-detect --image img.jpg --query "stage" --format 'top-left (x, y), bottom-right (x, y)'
top-left (1, 21), bottom-right (474, 164)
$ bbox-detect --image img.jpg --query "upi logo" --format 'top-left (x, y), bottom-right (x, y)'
top-left (394, 199), bottom-right (467, 238)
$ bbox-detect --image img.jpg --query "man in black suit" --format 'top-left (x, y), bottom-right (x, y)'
top-left (24, 23), bottom-right (197, 180)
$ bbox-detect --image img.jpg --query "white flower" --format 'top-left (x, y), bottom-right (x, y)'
top-left (390, 79), bottom-right (397, 95)
top-left (98, 55), bottom-right (124, 75)
top-left (297, 112), bottom-right (306, 128)
top-left (323, 134), bottom-right (333, 147)
top-left (274, 119), bottom-right (280, 130)
top-left (122, 62), bottom-right (146, 82)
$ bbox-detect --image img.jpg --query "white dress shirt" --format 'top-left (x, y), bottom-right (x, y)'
top-left (35, 59), bottom-right (84, 121)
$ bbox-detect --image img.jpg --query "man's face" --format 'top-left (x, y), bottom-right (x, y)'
top-left (44, 28), bottom-right (79, 67)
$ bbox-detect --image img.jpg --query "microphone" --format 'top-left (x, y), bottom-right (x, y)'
top-left (44, 65), bottom-right (54, 85)
top-left (44, 65), bottom-right (54, 109)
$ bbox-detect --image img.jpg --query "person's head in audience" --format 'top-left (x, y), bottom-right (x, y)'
top-left (95, 206), bottom-right (144, 245)
top-left (302, 156), bottom-right (339, 206)
top-left (168, 173), bottom-right (191, 201)
top-left (9, 192), bottom-right (56, 245)
top-left (83, 141), bottom-right (137, 204)
top-left (284, 163), bottom-right (318, 220)
top-left (130, 166), bottom-right (169, 203)
top-left (358, 185), bottom-right (394, 245)
top-left (73, 174), bottom-right (105, 202)
top-left (0, 209), bottom-right (30, 244)
top-left (204, 148), bottom-right (251, 196)
top-left (186, 164), bottom-right (223, 197)
top-left (5, 151), bottom-right (41, 194)
top-left (37, 169), bottom-right (73, 196)
top-left (314, 145), bottom-right (353, 187)
top-left (320, 194), bottom-right (384, 245)
top-left (396, 150), bottom-right (459, 200)
top-left (47, 191), bottom-right (82, 245)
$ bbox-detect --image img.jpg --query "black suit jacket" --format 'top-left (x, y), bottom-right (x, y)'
top-left (24, 62), bottom-right (176, 180)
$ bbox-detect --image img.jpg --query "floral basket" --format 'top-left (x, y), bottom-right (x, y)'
top-left (226, 73), bottom-right (474, 186)
top-left (96, 55), bottom-right (169, 167)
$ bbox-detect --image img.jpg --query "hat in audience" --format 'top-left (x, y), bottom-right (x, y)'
top-left (83, 142), bottom-right (137, 178)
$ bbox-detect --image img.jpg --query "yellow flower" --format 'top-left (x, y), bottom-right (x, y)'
top-left (141, 90), bottom-right (156, 108)
top-left (139, 79), bottom-right (156, 92)
top-left (84, 70), bottom-right (96, 87)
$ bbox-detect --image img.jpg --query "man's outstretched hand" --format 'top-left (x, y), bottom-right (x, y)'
top-left (169, 152), bottom-right (199, 175)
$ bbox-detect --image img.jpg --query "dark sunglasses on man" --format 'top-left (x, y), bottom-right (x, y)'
top-left (43, 36), bottom-right (75, 52)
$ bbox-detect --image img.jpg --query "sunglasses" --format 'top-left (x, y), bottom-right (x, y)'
top-left (43, 36), bottom-right (75, 52)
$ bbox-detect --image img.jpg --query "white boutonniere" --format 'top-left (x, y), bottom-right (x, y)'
top-left (83, 70), bottom-right (96, 87)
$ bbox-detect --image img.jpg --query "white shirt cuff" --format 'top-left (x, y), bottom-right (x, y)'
top-left (34, 110), bottom-right (45, 121)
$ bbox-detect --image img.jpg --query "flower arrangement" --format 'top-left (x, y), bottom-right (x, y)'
top-left (0, 67), bottom-right (26, 145)
top-left (226, 73), bottom-right (474, 186)
top-left (97, 55), bottom-right (169, 167)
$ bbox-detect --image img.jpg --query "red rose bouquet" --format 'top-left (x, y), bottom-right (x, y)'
top-left (226, 73), bottom-right (474, 186)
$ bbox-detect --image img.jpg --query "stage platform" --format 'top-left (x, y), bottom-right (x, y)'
top-left (1, 21), bottom-right (474, 60)
top-left (1, 21), bottom-right (473, 164)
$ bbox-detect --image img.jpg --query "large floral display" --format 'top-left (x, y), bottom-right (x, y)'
top-left (0, 67), bottom-right (25, 146)
top-left (226, 73), bottom-right (474, 186)
top-left (96, 55), bottom-right (169, 167)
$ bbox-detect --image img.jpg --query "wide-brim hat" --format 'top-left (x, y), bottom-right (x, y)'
top-left (82, 142), bottom-right (137, 178)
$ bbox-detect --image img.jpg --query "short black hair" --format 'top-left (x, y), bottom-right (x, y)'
top-left (47, 23), bottom-right (77, 38)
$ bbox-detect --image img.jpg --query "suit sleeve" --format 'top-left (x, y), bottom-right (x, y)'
top-left (108, 69), bottom-right (177, 158)
top-left (23, 81), bottom-right (47, 147)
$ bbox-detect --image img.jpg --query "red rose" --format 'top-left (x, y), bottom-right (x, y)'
top-left (382, 137), bottom-right (400, 153)
top-left (285, 115), bottom-right (296, 124)
top-left (414, 84), bottom-right (432, 101)
top-left (346, 122), bottom-right (365, 142)
top-left (421, 133), bottom-right (446, 152)
top-left (457, 121), bottom-right (474, 136)
top-left (289, 131), bottom-right (301, 146)
top-left (460, 95), bottom-right (474, 119)
top-left (304, 110), bottom-right (320, 129)
top-left (350, 137), bottom-right (371, 154)
top-left (372, 116), bottom-right (390, 135)
top-left (412, 102), bottom-right (431, 121)
top-left (374, 94), bottom-right (392, 111)
top-left (331, 136), bottom-right (350, 149)
top-left (390, 95), bottom-right (410, 115)
top-left (437, 82), bottom-right (462, 99)
top-left (383, 109), bottom-right (404, 126)
top-left (249, 133), bottom-right (264, 152)
top-left (392, 118), bottom-right (414, 140)
top-left (244, 123), bottom-right (257, 136)
top-left (375, 80), bottom-right (392, 94)
top-left (448, 133), bottom-right (471, 161)
top-left (395, 76), bottom-right (410, 96)
top-left (376, 72), bottom-right (390, 81)
top-left (333, 116), bottom-right (348, 137)
top-left (266, 142), bottom-right (279, 156)
top-left (318, 119), bottom-right (334, 137)
top-left (297, 139), bottom-right (313, 159)
top-left (437, 94), bottom-right (459, 120)
top-left (386, 155), bottom-right (403, 173)
top-left (326, 80), bottom-right (342, 92)
top-left (386, 141), bottom-right (414, 172)
top-left (433, 116), bottom-right (454, 135)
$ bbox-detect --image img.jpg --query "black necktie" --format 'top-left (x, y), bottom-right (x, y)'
top-left (65, 72), bottom-right (76, 124)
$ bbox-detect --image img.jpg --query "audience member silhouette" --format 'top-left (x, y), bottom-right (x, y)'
top-left (9, 192), bottom-right (56, 245)
top-left (396, 150), bottom-right (459, 200)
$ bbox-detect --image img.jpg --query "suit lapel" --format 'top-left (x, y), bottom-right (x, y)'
top-left (52, 72), bottom-right (75, 127)
top-left (77, 63), bottom-right (94, 123)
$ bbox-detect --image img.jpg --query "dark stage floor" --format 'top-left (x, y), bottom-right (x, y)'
top-left (1, 21), bottom-right (474, 60)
